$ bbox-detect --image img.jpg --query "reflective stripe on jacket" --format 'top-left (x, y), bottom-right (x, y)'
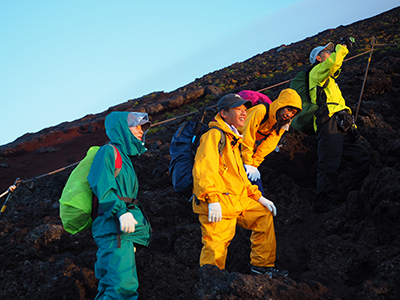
top-left (192, 114), bottom-right (262, 217)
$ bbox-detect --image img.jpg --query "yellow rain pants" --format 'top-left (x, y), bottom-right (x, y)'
top-left (199, 199), bottom-right (276, 269)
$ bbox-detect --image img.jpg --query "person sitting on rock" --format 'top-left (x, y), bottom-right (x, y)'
top-left (192, 93), bottom-right (288, 277)
top-left (238, 88), bottom-right (302, 195)
top-left (88, 111), bottom-right (152, 300)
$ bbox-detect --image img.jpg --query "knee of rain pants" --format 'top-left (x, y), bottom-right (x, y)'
top-left (237, 200), bottom-right (276, 267)
top-left (199, 215), bottom-right (237, 269)
top-left (94, 238), bottom-right (139, 300)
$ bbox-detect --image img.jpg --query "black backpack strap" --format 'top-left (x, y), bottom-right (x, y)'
top-left (317, 77), bottom-right (330, 96)
top-left (305, 66), bottom-right (313, 102)
top-left (256, 103), bottom-right (270, 137)
top-left (192, 106), bottom-right (208, 147)
top-left (308, 65), bottom-right (335, 106)
top-left (259, 103), bottom-right (270, 125)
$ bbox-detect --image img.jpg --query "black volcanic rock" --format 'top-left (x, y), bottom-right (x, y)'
top-left (0, 7), bottom-right (400, 300)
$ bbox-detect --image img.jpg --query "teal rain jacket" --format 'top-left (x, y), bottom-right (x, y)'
top-left (88, 111), bottom-right (151, 247)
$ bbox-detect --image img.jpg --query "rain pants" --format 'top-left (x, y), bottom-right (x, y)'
top-left (192, 114), bottom-right (276, 269)
top-left (88, 111), bottom-right (152, 300)
top-left (309, 44), bottom-right (369, 202)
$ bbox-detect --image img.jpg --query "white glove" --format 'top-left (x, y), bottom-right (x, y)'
top-left (282, 124), bottom-right (290, 131)
top-left (119, 212), bottom-right (138, 233)
top-left (208, 202), bottom-right (222, 223)
top-left (258, 196), bottom-right (277, 216)
top-left (244, 164), bottom-right (261, 181)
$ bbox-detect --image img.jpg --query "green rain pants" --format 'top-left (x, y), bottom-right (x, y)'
top-left (93, 203), bottom-right (152, 299)
top-left (94, 238), bottom-right (138, 300)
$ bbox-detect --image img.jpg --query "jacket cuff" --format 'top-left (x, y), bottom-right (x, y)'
top-left (205, 193), bottom-right (220, 204)
top-left (243, 159), bottom-right (256, 168)
top-left (250, 190), bottom-right (262, 201)
top-left (336, 44), bottom-right (349, 57)
top-left (115, 208), bottom-right (129, 219)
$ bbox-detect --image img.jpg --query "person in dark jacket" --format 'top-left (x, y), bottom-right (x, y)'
top-left (309, 41), bottom-right (369, 212)
top-left (88, 111), bottom-right (152, 300)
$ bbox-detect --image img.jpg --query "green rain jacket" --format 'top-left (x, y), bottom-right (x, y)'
top-left (88, 111), bottom-right (151, 247)
top-left (309, 44), bottom-right (351, 131)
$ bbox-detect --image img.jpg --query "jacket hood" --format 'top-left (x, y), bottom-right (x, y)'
top-left (127, 112), bottom-right (152, 138)
top-left (269, 88), bottom-right (302, 124)
top-left (105, 111), bottom-right (147, 156)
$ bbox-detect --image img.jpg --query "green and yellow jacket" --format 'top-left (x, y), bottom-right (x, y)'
top-left (309, 44), bottom-right (351, 131)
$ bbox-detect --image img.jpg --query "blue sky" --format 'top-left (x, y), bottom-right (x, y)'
top-left (0, 1), bottom-right (398, 146)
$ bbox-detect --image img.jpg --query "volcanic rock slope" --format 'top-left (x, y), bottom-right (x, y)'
top-left (0, 6), bottom-right (400, 300)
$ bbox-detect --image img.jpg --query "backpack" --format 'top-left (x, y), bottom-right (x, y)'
top-left (290, 67), bottom-right (329, 135)
top-left (237, 90), bottom-right (272, 106)
top-left (59, 144), bottom-right (121, 234)
top-left (289, 67), bottom-right (318, 135)
top-left (169, 107), bottom-right (226, 199)
top-left (238, 90), bottom-right (271, 126)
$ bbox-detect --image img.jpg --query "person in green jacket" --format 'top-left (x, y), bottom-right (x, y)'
top-left (88, 111), bottom-right (152, 300)
top-left (309, 40), bottom-right (369, 213)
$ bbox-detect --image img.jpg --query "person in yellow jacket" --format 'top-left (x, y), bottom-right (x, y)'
top-left (309, 40), bottom-right (369, 212)
top-left (238, 89), bottom-right (302, 195)
top-left (192, 93), bottom-right (288, 277)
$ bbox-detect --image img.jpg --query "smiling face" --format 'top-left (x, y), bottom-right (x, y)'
top-left (129, 125), bottom-right (144, 141)
top-left (277, 107), bottom-right (298, 122)
top-left (220, 105), bottom-right (247, 127)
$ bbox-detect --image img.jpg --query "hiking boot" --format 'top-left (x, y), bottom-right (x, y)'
top-left (249, 265), bottom-right (289, 277)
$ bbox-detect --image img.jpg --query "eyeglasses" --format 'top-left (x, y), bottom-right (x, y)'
top-left (320, 50), bottom-right (332, 55)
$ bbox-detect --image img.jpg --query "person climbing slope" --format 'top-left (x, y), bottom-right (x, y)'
top-left (308, 39), bottom-right (369, 212)
top-left (88, 111), bottom-right (152, 300)
top-left (192, 93), bottom-right (288, 277)
top-left (238, 88), bottom-right (302, 194)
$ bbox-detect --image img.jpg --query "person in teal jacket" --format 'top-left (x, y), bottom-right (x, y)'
top-left (309, 40), bottom-right (369, 213)
top-left (88, 111), bottom-right (152, 300)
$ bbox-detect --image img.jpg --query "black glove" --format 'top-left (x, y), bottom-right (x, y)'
top-left (340, 36), bottom-right (355, 50)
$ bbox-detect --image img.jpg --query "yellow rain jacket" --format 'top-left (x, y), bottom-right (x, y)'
top-left (239, 88), bottom-right (302, 167)
top-left (192, 114), bottom-right (262, 217)
top-left (309, 44), bottom-right (351, 131)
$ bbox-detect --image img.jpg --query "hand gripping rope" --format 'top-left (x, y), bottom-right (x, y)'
top-left (0, 178), bottom-right (21, 215)
top-left (0, 161), bottom-right (79, 216)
